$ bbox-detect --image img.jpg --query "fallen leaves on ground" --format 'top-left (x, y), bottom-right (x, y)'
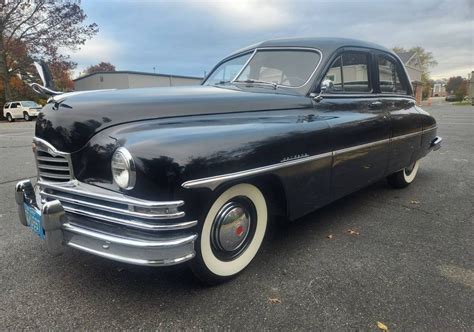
top-left (347, 229), bottom-right (360, 235)
top-left (376, 321), bottom-right (389, 331)
top-left (410, 200), bottom-right (420, 204)
top-left (268, 298), bottom-right (282, 304)
top-left (326, 234), bottom-right (334, 239)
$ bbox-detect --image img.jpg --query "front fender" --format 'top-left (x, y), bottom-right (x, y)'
top-left (71, 109), bottom-right (332, 219)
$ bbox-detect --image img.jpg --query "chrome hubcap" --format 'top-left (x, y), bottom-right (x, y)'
top-left (212, 202), bottom-right (251, 253)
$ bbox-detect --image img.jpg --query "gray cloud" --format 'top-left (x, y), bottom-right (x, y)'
top-left (71, 0), bottom-right (473, 79)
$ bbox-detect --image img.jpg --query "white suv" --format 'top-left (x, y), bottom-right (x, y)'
top-left (3, 101), bottom-right (42, 122)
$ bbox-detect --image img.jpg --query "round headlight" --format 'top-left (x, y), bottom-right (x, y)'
top-left (111, 147), bottom-right (136, 190)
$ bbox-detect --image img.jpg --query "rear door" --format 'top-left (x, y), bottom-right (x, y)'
top-left (314, 48), bottom-right (391, 200)
top-left (374, 52), bottom-right (423, 173)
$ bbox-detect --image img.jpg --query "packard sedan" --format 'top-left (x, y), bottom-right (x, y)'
top-left (16, 38), bottom-right (441, 283)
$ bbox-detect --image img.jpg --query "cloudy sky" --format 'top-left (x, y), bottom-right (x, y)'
top-left (69, 0), bottom-right (473, 80)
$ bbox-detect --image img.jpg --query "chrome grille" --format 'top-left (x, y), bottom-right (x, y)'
top-left (38, 181), bottom-right (196, 231)
top-left (34, 138), bottom-right (72, 182)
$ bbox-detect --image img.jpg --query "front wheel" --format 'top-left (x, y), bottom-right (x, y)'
top-left (23, 112), bottom-right (31, 121)
top-left (190, 183), bottom-right (268, 284)
top-left (387, 160), bottom-right (420, 188)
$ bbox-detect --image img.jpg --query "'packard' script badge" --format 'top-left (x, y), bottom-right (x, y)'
top-left (281, 153), bottom-right (309, 163)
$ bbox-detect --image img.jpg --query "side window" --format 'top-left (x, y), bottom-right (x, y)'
top-left (4, 103), bottom-right (10, 109)
top-left (378, 55), bottom-right (407, 94)
top-left (323, 52), bottom-right (370, 93)
top-left (10, 103), bottom-right (18, 109)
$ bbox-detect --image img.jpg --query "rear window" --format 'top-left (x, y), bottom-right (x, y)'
top-left (378, 55), bottom-right (407, 94)
top-left (4, 103), bottom-right (10, 109)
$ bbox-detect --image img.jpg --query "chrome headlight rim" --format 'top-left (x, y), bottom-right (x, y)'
top-left (111, 147), bottom-right (136, 190)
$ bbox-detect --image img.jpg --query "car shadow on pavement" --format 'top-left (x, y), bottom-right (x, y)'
top-left (52, 178), bottom-right (402, 294)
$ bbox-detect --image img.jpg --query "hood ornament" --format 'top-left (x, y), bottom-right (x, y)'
top-left (29, 61), bottom-right (62, 96)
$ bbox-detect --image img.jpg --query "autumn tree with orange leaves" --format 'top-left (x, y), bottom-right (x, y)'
top-left (0, 0), bottom-right (98, 117)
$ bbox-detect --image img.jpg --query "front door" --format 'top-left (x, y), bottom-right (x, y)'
top-left (314, 50), bottom-right (391, 200)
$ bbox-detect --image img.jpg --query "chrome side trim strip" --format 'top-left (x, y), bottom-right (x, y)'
top-left (182, 127), bottom-right (437, 190)
top-left (390, 131), bottom-right (422, 142)
top-left (182, 151), bottom-right (332, 190)
top-left (423, 125), bottom-right (437, 132)
top-left (38, 180), bottom-right (184, 208)
top-left (41, 190), bottom-right (185, 220)
top-left (333, 138), bottom-right (389, 156)
top-left (63, 222), bottom-right (197, 248)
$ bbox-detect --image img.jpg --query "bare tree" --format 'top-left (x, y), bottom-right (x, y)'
top-left (0, 0), bottom-right (98, 103)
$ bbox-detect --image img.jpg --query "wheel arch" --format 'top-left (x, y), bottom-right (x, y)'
top-left (212, 173), bottom-right (288, 220)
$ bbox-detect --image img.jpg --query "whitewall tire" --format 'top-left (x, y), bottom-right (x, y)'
top-left (191, 183), bottom-right (268, 284)
top-left (387, 160), bottom-right (420, 188)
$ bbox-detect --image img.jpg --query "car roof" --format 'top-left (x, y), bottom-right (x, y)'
top-left (228, 37), bottom-right (393, 58)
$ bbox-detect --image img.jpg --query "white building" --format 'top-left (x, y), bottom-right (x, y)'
top-left (74, 71), bottom-right (203, 91)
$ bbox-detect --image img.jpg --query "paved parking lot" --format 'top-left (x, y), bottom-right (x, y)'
top-left (0, 103), bottom-right (473, 330)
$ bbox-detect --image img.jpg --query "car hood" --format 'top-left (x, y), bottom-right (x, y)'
top-left (35, 85), bottom-right (311, 152)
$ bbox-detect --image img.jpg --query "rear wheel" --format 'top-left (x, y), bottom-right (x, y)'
top-left (23, 112), bottom-right (31, 121)
top-left (190, 183), bottom-right (268, 284)
top-left (6, 113), bottom-right (14, 122)
top-left (387, 160), bottom-right (420, 188)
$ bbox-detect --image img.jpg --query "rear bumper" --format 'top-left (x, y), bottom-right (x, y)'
top-left (15, 179), bottom-right (197, 266)
top-left (430, 136), bottom-right (442, 151)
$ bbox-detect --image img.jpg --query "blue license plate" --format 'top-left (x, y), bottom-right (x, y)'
top-left (24, 202), bottom-right (44, 240)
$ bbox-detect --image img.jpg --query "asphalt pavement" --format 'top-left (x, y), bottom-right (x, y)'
top-left (0, 101), bottom-right (473, 330)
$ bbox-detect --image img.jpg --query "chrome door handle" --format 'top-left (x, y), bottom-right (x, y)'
top-left (369, 101), bottom-right (383, 109)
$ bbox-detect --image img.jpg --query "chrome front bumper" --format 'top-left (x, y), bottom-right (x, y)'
top-left (15, 179), bottom-right (198, 266)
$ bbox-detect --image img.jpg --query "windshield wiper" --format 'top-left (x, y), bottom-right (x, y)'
top-left (234, 79), bottom-right (278, 89)
top-left (214, 80), bottom-right (231, 85)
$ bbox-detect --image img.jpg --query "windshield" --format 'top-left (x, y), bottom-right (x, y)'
top-left (204, 49), bottom-right (321, 88)
top-left (21, 101), bottom-right (40, 108)
top-left (235, 50), bottom-right (320, 87)
top-left (204, 53), bottom-right (252, 85)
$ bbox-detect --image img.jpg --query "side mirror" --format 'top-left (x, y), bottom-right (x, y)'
top-left (320, 79), bottom-right (334, 92)
top-left (311, 79), bottom-right (333, 103)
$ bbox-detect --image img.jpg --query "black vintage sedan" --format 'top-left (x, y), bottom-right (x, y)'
top-left (16, 38), bottom-right (441, 283)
